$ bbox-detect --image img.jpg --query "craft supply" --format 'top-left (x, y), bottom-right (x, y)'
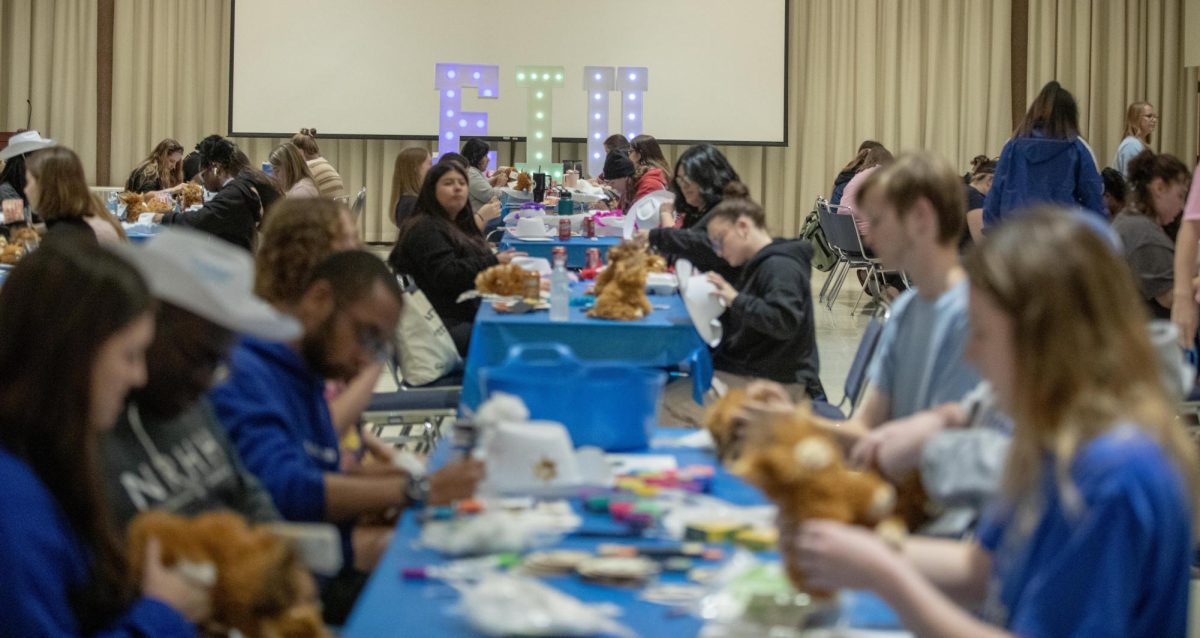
top-left (684, 521), bottom-right (751, 543)
top-left (733, 527), bottom-right (779, 552)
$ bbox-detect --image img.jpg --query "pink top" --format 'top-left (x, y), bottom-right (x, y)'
top-left (840, 166), bottom-right (877, 243)
top-left (1184, 165), bottom-right (1200, 221)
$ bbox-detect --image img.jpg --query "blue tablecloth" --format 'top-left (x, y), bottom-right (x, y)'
top-left (459, 283), bottom-right (711, 411)
top-left (499, 232), bottom-right (621, 269)
top-left (342, 433), bottom-right (906, 637)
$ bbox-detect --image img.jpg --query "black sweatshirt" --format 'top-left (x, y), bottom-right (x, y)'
top-left (161, 176), bottom-right (261, 251)
top-left (648, 209), bottom-right (740, 282)
top-left (390, 216), bottom-right (498, 328)
top-left (714, 239), bottom-right (823, 397)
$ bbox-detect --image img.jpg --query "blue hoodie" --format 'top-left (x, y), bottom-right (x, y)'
top-left (983, 131), bottom-right (1104, 228)
top-left (208, 337), bottom-right (351, 560)
top-left (0, 448), bottom-right (193, 637)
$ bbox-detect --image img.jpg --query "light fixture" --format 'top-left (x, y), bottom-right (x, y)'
top-left (446, 90), bottom-right (455, 98)
top-left (447, 70), bottom-right (456, 79)
top-left (472, 71), bottom-right (481, 80)
top-left (536, 91), bottom-right (544, 99)
top-left (476, 119), bottom-right (485, 128)
top-left (446, 109), bottom-right (454, 118)
top-left (459, 119), bottom-right (467, 128)
top-left (518, 73), bottom-right (526, 80)
top-left (446, 132), bottom-right (455, 139)
top-left (482, 89), bottom-right (493, 97)
top-left (536, 112), bottom-right (544, 120)
top-left (594, 72), bottom-right (602, 80)
top-left (628, 94), bottom-right (637, 101)
top-left (629, 72), bottom-right (637, 81)
top-left (594, 113), bottom-right (601, 120)
top-left (628, 113), bottom-right (636, 120)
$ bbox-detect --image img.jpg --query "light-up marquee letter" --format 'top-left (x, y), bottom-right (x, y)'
top-left (515, 65), bottom-right (565, 177)
top-left (583, 66), bottom-right (648, 178)
top-left (435, 63), bottom-right (499, 169)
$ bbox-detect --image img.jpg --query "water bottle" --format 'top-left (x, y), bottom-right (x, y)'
top-left (106, 191), bottom-right (119, 217)
top-left (549, 250), bottom-right (569, 322)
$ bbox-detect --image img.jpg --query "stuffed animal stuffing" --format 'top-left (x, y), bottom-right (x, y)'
top-left (723, 403), bottom-right (905, 596)
top-left (476, 263), bottom-right (530, 296)
top-left (127, 511), bottom-right (329, 638)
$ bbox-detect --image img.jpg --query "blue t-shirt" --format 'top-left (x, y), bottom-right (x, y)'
top-left (867, 279), bottom-right (980, 419)
top-left (976, 425), bottom-right (1193, 637)
top-left (208, 337), bottom-right (349, 559)
top-left (0, 447), bottom-right (194, 637)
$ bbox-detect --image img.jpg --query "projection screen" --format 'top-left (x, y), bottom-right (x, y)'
top-left (229, 0), bottom-right (789, 145)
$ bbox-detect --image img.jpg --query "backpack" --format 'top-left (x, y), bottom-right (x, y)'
top-left (799, 208), bottom-right (838, 272)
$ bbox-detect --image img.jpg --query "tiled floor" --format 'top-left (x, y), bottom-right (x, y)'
top-left (810, 266), bottom-right (877, 402)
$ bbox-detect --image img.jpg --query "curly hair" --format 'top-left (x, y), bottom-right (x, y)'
top-left (255, 198), bottom-right (354, 304)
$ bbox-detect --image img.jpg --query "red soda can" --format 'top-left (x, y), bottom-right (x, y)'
top-left (584, 215), bottom-right (595, 238)
top-left (585, 248), bottom-right (601, 269)
top-left (558, 217), bottom-right (571, 241)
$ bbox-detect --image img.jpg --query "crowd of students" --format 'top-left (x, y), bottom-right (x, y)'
top-left (0, 77), bottom-right (1198, 635)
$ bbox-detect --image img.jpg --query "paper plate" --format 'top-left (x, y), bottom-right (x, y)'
top-left (682, 274), bottom-right (725, 347)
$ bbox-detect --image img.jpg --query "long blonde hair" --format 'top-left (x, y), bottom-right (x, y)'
top-left (269, 142), bottom-right (315, 193)
top-left (966, 209), bottom-right (1199, 527)
top-left (1122, 102), bottom-right (1154, 143)
top-left (390, 147), bottom-right (430, 213)
top-left (132, 138), bottom-right (183, 189)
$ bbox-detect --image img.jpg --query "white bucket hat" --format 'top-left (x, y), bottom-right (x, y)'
top-left (0, 130), bottom-right (56, 162)
top-left (113, 227), bottom-right (301, 340)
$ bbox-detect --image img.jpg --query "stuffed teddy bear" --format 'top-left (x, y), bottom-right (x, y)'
top-left (515, 171), bottom-right (533, 192)
top-left (589, 257), bottom-right (652, 320)
top-left (127, 511), bottom-right (329, 638)
top-left (713, 400), bottom-right (905, 596)
top-left (475, 263), bottom-right (530, 297)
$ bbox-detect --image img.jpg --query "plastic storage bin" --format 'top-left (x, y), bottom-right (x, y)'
top-left (480, 343), bottom-right (666, 451)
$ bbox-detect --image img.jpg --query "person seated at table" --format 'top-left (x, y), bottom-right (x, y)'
top-left (604, 146), bottom-right (669, 214)
top-left (125, 138), bottom-right (184, 194)
top-left (235, 147), bottom-right (283, 214)
top-left (389, 163), bottom-right (522, 356)
top-left (269, 142), bottom-right (320, 199)
top-left (26, 146), bottom-right (126, 245)
top-left (255, 198), bottom-right (379, 440)
top-left (629, 134), bottom-right (671, 212)
top-left (963, 155), bottom-right (996, 246)
top-left (660, 182), bottom-right (822, 426)
top-left (0, 237), bottom-right (208, 635)
top-left (461, 138), bottom-right (510, 213)
top-left (646, 144), bottom-right (741, 281)
top-left (292, 128), bottom-right (345, 199)
top-left (839, 144), bottom-right (894, 244)
top-left (103, 229), bottom-right (290, 528)
top-left (830, 140), bottom-right (884, 205)
top-left (155, 136), bottom-right (261, 251)
top-left (1111, 150), bottom-right (1190, 320)
top-left (210, 250), bottom-right (485, 623)
top-left (821, 152), bottom-right (983, 447)
top-left (594, 135), bottom-right (632, 181)
top-left (1101, 166), bottom-right (1128, 220)
top-left (784, 209), bottom-right (1197, 638)
top-left (0, 129), bottom-right (56, 206)
top-left (436, 152), bottom-right (470, 170)
top-left (390, 146), bottom-right (431, 227)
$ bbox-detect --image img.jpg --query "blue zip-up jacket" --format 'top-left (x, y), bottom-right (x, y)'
top-left (208, 337), bottom-right (351, 561)
top-left (983, 130), bottom-right (1104, 228)
top-left (0, 447), bottom-right (194, 637)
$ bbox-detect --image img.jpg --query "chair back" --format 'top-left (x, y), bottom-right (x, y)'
top-left (350, 187), bottom-right (367, 220)
top-left (843, 313), bottom-right (887, 410)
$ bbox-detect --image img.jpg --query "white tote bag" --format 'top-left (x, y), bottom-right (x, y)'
top-left (395, 275), bottom-right (462, 386)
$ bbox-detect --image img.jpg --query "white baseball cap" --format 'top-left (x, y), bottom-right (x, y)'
top-left (0, 130), bottom-right (56, 162)
top-left (113, 228), bottom-right (301, 340)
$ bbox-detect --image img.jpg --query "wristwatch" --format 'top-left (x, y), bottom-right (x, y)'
top-left (404, 475), bottom-right (430, 509)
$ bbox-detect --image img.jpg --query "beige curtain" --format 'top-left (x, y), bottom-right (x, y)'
top-left (0, 0), bottom-right (98, 177)
top-left (109, 0), bottom-right (229, 188)
top-left (1027, 0), bottom-right (1199, 169)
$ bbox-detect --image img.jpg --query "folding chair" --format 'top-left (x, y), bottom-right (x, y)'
top-left (362, 359), bottom-right (461, 454)
top-left (818, 203), bottom-right (873, 312)
top-left (837, 312), bottom-right (888, 414)
top-left (349, 187), bottom-right (367, 221)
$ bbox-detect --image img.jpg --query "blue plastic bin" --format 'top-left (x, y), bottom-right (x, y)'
top-left (480, 343), bottom-right (666, 451)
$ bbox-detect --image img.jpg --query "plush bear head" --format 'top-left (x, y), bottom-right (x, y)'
top-left (127, 511), bottom-right (329, 638)
top-left (727, 404), bottom-right (904, 596)
top-left (475, 263), bottom-right (530, 297)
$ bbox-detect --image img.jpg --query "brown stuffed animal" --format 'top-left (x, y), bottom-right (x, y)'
top-left (475, 263), bottom-right (530, 296)
top-left (181, 182), bottom-right (204, 207)
top-left (592, 238), bottom-right (664, 296)
top-left (589, 257), bottom-right (652, 320)
top-left (127, 511), bottom-right (329, 638)
top-left (727, 405), bottom-right (905, 597)
top-left (515, 171), bottom-right (533, 192)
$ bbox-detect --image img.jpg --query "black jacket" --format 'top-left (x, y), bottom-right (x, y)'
top-left (390, 216), bottom-right (498, 329)
top-left (648, 209), bottom-right (739, 282)
top-left (162, 176), bottom-right (261, 251)
top-left (715, 239), bottom-right (823, 396)
top-left (125, 166), bottom-right (162, 193)
top-left (241, 169), bottom-right (282, 216)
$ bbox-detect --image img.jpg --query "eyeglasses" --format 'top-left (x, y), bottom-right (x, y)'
top-left (675, 174), bottom-right (693, 189)
top-left (709, 228), bottom-right (730, 253)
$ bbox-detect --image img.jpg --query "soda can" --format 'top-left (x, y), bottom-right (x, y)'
top-left (586, 248), bottom-right (601, 269)
top-left (523, 271), bottom-right (541, 304)
top-left (584, 215), bottom-right (595, 238)
top-left (558, 216), bottom-right (571, 241)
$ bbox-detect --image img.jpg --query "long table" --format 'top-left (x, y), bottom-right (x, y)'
top-left (458, 283), bottom-right (712, 411)
top-left (498, 232), bottom-right (621, 269)
top-left (342, 434), bottom-right (909, 637)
